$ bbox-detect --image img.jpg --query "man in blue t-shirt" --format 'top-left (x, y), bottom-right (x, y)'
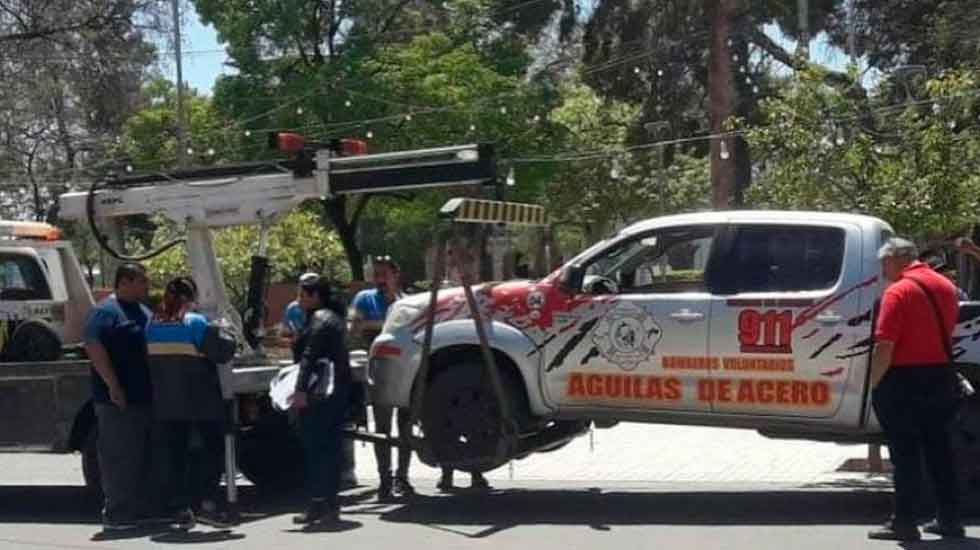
top-left (279, 272), bottom-right (319, 343)
top-left (351, 256), bottom-right (415, 500)
top-left (83, 262), bottom-right (155, 531)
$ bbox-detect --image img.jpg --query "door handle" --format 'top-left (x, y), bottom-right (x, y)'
top-left (815, 313), bottom-right (843, 325)
top-left (669, 309), bottom-right (705, 322)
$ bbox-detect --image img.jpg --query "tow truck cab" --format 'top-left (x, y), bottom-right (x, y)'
top-left (0, 221), bottom-right (94, 361)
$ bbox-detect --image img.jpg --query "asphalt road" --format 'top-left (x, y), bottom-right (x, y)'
top-left (0, 476), bottom-right (978, 550)
top-left (1, 423), bottom-right (979, 549)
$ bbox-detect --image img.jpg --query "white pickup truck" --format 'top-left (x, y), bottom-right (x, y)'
top-left (370, 210), bottom-right (980, 491)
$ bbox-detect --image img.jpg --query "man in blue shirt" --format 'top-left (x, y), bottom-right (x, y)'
top-left (351, 256), bottom-right (414, 500)
top-left (279, 273), bottom-right (319, 343)
top-left (84, 262), bottom-right (155, 531)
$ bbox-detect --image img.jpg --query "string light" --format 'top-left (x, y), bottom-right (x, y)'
top-left (505, 166), bottom-right (516, 186)
top-left (207, 147), bottom-right (216, 157)
top-left (405, 114), bottom-right (413, 121)
top-left (244, 130), bottom-right (252, 137)
top-left (634, 66), bottom-right (641, 74)
top-left (186, 147), bottom-right (194, 155)
top-left (344, 99), bottom-right (352, 107)
top-left (296, 107), bottom-right (304, 115)
top-left (469, 124), bottom-right (477, 132)
top-left (732, 54), bottom-right (739, 62)
top-left (500, 106), bottom-right (508, 115)
top-left (932, 103), bottom-right (942, 115)
top-left (834, 128), bottom-right (845, 146)
top-left (533, 114), bottom-right (541, 123)
top-left (125, 165), bottom-right (133, 173)
top-left (719, 140), bottom-right (730, 160)
top-left (656, 69), bottom-right (664, 77)
top-left (366, 130), bottom-right (374, 139)
top-left (752, 85), bottom-right (760, 94)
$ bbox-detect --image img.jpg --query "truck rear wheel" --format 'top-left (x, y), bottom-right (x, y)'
top-left (237, 411), bottom-right (304, 493)
top-left (422, 359), bottom-right (524, 473)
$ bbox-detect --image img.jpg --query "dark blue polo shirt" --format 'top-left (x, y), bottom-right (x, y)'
top-left (84, 296), bottom-right (152, 405)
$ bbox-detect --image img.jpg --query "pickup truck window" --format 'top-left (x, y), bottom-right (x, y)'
top-left (727, 225), bottom-right (845, 293)
top-left (584, 226), bottom-right (715, 294)
top-left (0, 253), bottom-right (53, 300)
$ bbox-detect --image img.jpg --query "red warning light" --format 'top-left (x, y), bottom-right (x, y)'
top-left (339, 139), bottom-right (367, 156)
top-left (273, 132), bottom-right (306, 153)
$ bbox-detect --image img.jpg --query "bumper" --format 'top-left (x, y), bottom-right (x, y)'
top-left (368, 332), bottom-right (419, 409)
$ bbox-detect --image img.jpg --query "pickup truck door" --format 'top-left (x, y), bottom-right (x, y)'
top-left (706, 222), bottom-right (874, 422)
top-left (543, 224), bottom-right (720, 413)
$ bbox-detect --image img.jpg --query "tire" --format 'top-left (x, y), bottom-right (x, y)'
top-left (236, 411), bottom-right (305, 493)
top-left (422, 359), bottom-right (525, 473)
top-left (81, 429), bottom-right (103, 503)
top-left (8, 320), bottom-right (62, 362)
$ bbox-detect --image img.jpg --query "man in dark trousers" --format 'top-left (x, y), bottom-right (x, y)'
top-left (868, 237), bottom-right (965, 541)
top-left (84, 263), bottom-right (156, 531)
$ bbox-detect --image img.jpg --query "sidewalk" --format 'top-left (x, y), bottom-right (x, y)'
top-left (352, 422), bottom-right (887, 486)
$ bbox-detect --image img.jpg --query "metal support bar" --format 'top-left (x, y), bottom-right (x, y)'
top-left (409, 229), bottom-right (447, 464)
top-left (223, 398), bottom-right (240, 524)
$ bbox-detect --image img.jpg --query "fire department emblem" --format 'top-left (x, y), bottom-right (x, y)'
top-left (592, 302), bottom-right (661, 371)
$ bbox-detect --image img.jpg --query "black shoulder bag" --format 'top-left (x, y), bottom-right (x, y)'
top-left (905, 277), bottom-right (975, 404)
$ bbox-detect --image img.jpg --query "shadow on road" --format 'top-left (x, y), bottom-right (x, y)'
top-left (367, 487), bottom-right (895, 537)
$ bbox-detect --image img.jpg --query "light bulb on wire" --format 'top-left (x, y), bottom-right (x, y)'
top-left (186, 147), bottom-right (194, 156)
top-left (344, 99), bottom-right (352, 108)
top-left (207, 147), bottom-right (216, 157)
top-left (719, 140), bottom-right (730, 160)
top-left (366, 130), bottom-right (374, 139)
top-left (506, 166), bottom-right (516, 187)
top-left (405, 114), bottom-right (413, 121)
top-left (296, 107), bottom-right (304, 115)
top-left (244, 130), bottom-right (252, 137)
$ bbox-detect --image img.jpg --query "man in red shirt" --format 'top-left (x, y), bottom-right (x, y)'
top-left (868, 237), bottom-right (965, 541)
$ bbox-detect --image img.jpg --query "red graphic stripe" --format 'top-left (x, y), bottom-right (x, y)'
top-left (801, 328), bottom-right (820, 340)
top-left (820, 367), bottom-right (845, 377)
top-left (793, 276), bottom-right (879, 330)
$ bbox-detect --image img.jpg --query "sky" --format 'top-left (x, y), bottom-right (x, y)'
top-left (174, 4), bottom-right (864, 95)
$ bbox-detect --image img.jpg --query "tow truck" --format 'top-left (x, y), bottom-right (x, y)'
top-left (0, 134), bottom-right (497, 504)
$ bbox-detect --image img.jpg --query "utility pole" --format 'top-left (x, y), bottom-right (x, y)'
top-left (172, 0), bottom-right (187, 167)
top-left (796, 0), bottom-right (809, 60)
top-left (707, 0), bottom-right (737, 209)
top-left (846, 0), bottom-right (857, 66)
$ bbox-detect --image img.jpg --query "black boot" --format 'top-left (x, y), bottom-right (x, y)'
top-left (293, 499), bottom-right (327, 525)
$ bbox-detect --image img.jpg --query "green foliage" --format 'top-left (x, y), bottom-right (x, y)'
top-left (119, 78), bottom-right (243, 169)
top-left (744, 69), bottom-right (980, 238)
top-left (142, 208), bottom-right (349, 312)
top-left (544, 79), bottom-right (711, 240)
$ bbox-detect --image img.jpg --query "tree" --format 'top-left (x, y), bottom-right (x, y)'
top-left (575, 0), bottom-right (849, 209)
top-left (142, 208), bottom-right (350, 313)
top-left (0, 0), bottom-right (162, 221)
top-left (825, 0), bottom-right (980, 73)
top-left (195, 0), bottom-right (561, 280)
top-left (545, 78), bottom-right (710, 242)
top-left (744, 68), bottom-right (980, 238)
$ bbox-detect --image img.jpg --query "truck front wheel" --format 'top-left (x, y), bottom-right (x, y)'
top-left (422, 359), bottom-right (525, 473)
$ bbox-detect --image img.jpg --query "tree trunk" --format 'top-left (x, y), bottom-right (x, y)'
top-left (321, 197), bottom-right (365, 281)
top-left (707, 0), bottom-right (737, 210)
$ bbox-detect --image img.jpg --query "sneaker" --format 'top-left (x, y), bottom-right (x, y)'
top-left (377, 478), bottom-right (394, 502)
top-left (196, 501), bottom-right (235, 529)
top-left (393, 477), bottom-right (416, 498)
top-left (923, 520), bottom-right (966, 538)
top-left (173, 508), bottom-right (196, 531)
top-left (293, 500), bottom-right (334, 525)
top-left (868, 522), bottom-right (921, 541)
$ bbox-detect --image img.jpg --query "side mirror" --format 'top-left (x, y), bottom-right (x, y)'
top-left (559, 264), bottom-right (585, 294)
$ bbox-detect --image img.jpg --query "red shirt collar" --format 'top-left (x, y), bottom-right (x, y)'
top-left (899, 261), bottom-right (930, 278)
